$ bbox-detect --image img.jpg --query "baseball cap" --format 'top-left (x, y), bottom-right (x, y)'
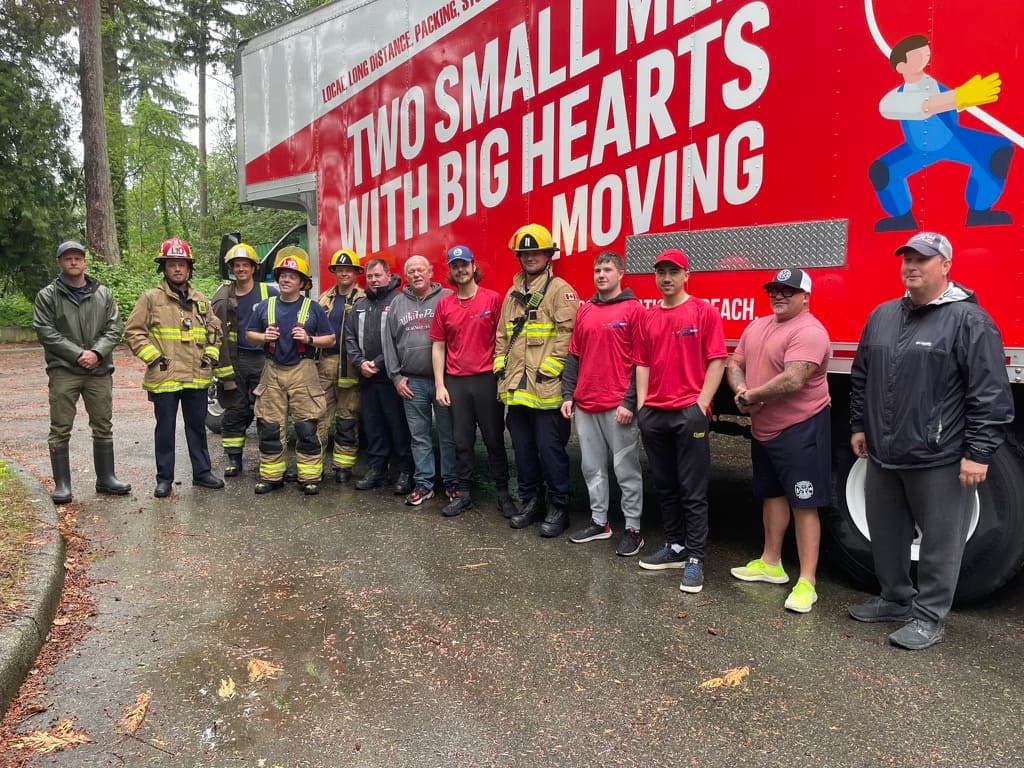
top-left (895, 231), bottom-right (953, 260)
top-left (654, 248), bottom-right (690, 270)
top-left (763, 267), bottom-right (812, 294)
top-left (56, 240), bottom-right (86, 259)
top-left (446, 245), bottom-right (475, 264)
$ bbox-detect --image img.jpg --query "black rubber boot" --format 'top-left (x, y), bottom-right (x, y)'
top-left (224, 451), bottom-right (244, 478)
top-left (94, 441), bottom-right (131, 495)
top-left (49, 444), bottom-right (73, 504)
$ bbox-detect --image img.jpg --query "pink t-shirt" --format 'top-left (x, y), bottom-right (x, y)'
top-left (429, 287), bottom-right (502, 376)
top-left (570, 297), bottom-right (645, 413)
top-left (735, 311), bottom-right (831, 441)
top-left (634, 298), bottom-right (727, 410)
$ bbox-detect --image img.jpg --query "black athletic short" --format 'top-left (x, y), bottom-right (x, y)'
top-left (750, 406), bottom-right (831, 508)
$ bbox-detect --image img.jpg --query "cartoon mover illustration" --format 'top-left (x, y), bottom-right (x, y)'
top-left (871, 34), bottom-right (1014, 232)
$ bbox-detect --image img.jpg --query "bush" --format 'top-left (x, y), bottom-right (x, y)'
top-left (0, 293), bottom-right (35, 327)
top-left (87, 261), bottom-right (225, 317)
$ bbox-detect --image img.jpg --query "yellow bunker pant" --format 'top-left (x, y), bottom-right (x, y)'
top-left (254, 359), bottom-right (326, 482)
top-left (316, 354), bottom-right (361, 471)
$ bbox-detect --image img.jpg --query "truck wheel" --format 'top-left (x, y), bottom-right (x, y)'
top-left (206, 386), bottom-right (224, 434)
top-left (825, 441), bottom-right (1024, 604)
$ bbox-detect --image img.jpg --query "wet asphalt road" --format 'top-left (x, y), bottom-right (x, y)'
top-left (2, 346), bottom-right (1023, 767)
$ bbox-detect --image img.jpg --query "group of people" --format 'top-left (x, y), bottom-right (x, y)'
top-left (33, 227), bottom-right (1013, 648)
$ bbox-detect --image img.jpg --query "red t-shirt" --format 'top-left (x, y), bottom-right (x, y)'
top-left (429, 287), bottom-right (502, 376)
top-left (570, 297), bottom-right (644, 413)
top-left (634, 298), bottom-right (727, 410)
top-left (735, 311), bottom-right (831, 441)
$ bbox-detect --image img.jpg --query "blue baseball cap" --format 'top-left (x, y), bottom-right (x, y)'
top-left (56, 240), bottom-right (86, 259)
top-left (446, 245), bottom-right (474, 264)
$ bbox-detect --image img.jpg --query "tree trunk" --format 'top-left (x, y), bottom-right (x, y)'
top-left (79, 0), bottom-right (120, 263)
top-left (101, 0), bottom-right (129, 255)
top-left (197, 48), bottom-right (208, 241)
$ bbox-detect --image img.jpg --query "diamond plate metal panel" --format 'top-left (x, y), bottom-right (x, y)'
top-left (625, 219), bottom-right (849, 273)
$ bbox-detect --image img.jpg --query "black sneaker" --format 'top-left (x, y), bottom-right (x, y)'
top-left (679, 557), bottom-right (704, 594)
top-left (616, 528), bottom-right (644, 557)
top-left (639, 544), bottom-right (687, 570)
top-left (405, 484), bottom-right (434, 506)
top-left (442, 492), bottom-right (472, 517)
top-left (569, 520), bottom-right (612, 543)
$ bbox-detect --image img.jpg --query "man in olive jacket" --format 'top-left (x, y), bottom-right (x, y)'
top-left (33, 240), bottom-right (131, 504)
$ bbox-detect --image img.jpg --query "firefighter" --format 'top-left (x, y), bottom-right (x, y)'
top-left (317, 249), bottom-right (365, 483)
top-left (125, 238), bottom-right (231, 498)
top-left (246, 247), bottom-right (334, 495)
top-left (497, 223), bottom-right (580, 537)
top-left (211, 242), bottom-right (280, 477)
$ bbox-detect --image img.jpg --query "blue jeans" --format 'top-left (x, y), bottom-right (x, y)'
top-left (403, 375), bottom-right (456, 489)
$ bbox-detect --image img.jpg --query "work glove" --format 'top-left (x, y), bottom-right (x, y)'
top-left (149, 355), bottom-right (170, 371)
top-left (200, 353), bottom-right (216, 369)
top-left (955, 73), bottom-right (1001, 110)
top-left (218, 381), bottom-right (243, 409)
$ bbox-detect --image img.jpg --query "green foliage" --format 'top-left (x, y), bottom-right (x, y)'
top-left (0, 293), bottom-right (35, 327)
top-left (85, 258), bottom-right (223, 319)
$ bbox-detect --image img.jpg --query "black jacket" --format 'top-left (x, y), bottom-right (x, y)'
top-left (850, 284), bottom-right (1013, 468)
top-left (344, 274), bottom-right (402, 382)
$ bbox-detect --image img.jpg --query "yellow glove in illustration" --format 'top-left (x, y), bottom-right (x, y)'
top-left (955, 72), bottom-right (1001, 110)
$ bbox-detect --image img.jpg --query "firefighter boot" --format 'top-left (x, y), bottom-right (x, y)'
top-left (539, 503), bottom-right (569, 538)
top-left (94, 441), bottom-right (132, 495)
top-left (49, 444), bottom-right (73, 505)
top-left (224, 450), bottom-right (244, 478)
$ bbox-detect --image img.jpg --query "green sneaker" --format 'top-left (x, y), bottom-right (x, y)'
top-left (730, 558), bottom-right (789, 584)
top-left (784, 578), bottom-right (818, 613)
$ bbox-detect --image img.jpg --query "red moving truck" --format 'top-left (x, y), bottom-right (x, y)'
top-left (233, 0), bottom-right (1024, 600)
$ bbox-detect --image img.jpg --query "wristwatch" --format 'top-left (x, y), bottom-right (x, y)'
top-left (738, 392), bottom-right (750, 407)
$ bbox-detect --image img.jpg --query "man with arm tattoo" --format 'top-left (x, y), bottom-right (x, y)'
top-left (726, 268), bottom-right (831, 613)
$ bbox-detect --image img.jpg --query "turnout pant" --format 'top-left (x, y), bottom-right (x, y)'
top-left (865, 460), bottom-right (974, 622)
top-left (638, 404), bottom-right (711, 559)
top-left (221, 349), bottom-right (266, 453)
top-left (446, 372), bottom-right (509, 494)
top-left (316, 354), bottom-right (360, 471)
top-left (359, 378), bottom-right (413, 475)
top-left (576, 408), bottom-right (643, 530)
top-left (151, 388), bottom-right (211, 483)
top-left (47, 369), bottom-right (114, 448)
top-left (506, 405), bottom-right (570, 508)
top-left (254, 360), bottom-right (326, 483)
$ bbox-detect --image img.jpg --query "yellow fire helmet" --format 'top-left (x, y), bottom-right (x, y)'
top-left (225, 242), bottom-right (259, 265)
top-left (508, 223), bottom-right (559, 254)
top-left (329, 248), bottom-right (363, 272)
top-left (272, 246), bottom-right (313, 288)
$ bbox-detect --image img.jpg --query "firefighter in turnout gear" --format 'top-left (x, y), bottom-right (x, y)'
top-left (125, 237), bottom-right (231, 498)
top-left (317, 249), bottom-right (366, 483)
top-left (497, 224), bottom-right (580, 537)
top-left (246, 247), bottom-right (335, 495)
top-left (211, 242), bottom-right (280, 477)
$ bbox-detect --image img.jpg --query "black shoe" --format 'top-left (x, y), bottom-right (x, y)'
top-left (255, 479), bottom-right (285, 494)
top-left (510, 496), bottom-right (546, 529)
top-left (154, 480), bottom-right (173, 498)
top-left (223, 453), bottom-right (243, 478)
top-left (283, 468), bottom-right (299, 483)
top-left (442, 492), bottom-right (472, 517)
top-left (569, 519), bottom-right (612, 543)
top-left (355, 468), bottom-right (388, 490)
top-left (638, 544), bottom-right (687, 570)
top-left (392, 471), bottom-right (414, 495)
top-left (616, 528), bottom-right (645, 557)
top-left (194, 473), bottom-right (225, 489)
top-left (889, 618), bottom-right (945, 650)
top-left (301, 482), bottom-right (320, 495)
top-left (966, 208), bottom-right (1012, 227)
top-left (405, 484), bottom-right (435, 506)
top-left (497, 491), bottom-right (518, 519)
top-left (848, 597), bottom-right (913, 623)
top-left (874, 212), bottom-right (918, 232)
top-left (539, 505), bottom-right (569, 538)
top-left (335, 468), bottom-right (352, 484)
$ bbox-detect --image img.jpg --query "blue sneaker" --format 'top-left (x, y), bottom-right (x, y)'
top-left (679, 557), bottom-right (704, 593)
top-left (639, 544), bottom-right (687, 570)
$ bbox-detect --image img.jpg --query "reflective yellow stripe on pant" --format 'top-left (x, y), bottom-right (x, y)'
top-left (316, 354), bottom-right (360, 470)
top-left (253, 359), bottom-right (326, 482)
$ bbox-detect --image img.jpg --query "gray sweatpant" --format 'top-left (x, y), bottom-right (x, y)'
top-left (865, 460), bottom-right (973, 622)
top-left (575, 409), bottom-right (643, 530)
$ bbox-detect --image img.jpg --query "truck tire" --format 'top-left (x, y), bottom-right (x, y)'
top-left (206, 386), bottom-right (224, 435)
top-left (825, 439), bottom-right (1024, 605)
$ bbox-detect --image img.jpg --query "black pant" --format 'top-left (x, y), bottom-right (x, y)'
top-left (506, 405), bottom-right (570, 507)
top-left (360, 378), bottom-right (413, 474)
top-left (638, 405), bottom-right (711, 559)
top-left (151, 388), bottom-right (211, 483)
top-left (446, 372), bottom-right (509, 493)
top-left (221, 349), bottom-right (266, 444)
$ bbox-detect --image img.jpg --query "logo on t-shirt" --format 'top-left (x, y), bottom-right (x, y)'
top-left (674, 326), bottom-right (698, 337)
top-left (602, 318), bottom-right (628, 330)
top-left (794, 480), bottom-right (814, 500)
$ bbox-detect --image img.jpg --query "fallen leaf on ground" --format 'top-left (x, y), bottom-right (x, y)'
top-left (248, 658), bottom-right (284, 682)
top-left (12, 718), bottom-right (92, 754)
top-left (217, 677), bottom-right (236, 698)
top-left (118, 691), bottom-right (151, 734)
top-left (699, 666), bottom-right (750, 690)
top-left (458, 562), bottom-right (489, 569)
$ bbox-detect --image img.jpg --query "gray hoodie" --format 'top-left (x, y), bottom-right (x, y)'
top-left (383, 282), bottom-right (452, 381)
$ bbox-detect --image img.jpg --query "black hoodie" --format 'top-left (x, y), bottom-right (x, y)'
top-left (344, 273), bottom-right (402, 381)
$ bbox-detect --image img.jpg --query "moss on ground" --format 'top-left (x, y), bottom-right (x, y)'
top-left (0, 460), bottom-right (32, 613)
